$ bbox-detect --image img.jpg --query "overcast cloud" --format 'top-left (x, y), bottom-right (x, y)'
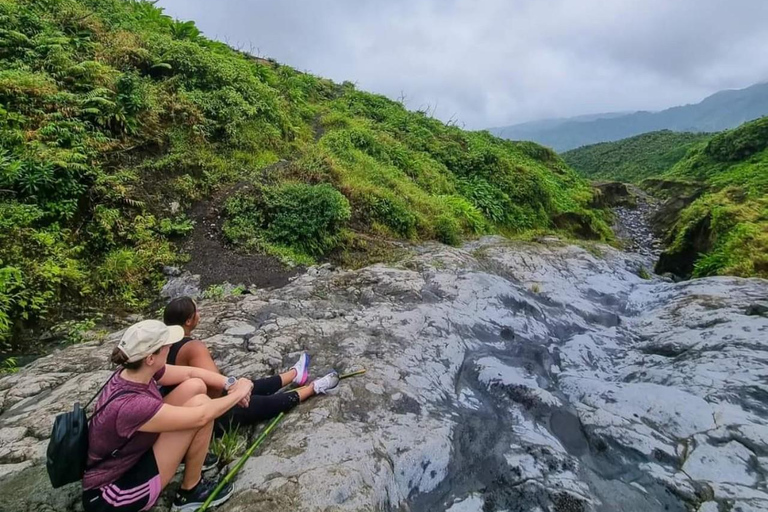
top-left (157, 0), bottom-right (768, 129)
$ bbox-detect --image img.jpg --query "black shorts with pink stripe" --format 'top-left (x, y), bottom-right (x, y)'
top-left (83, 450), bottom-right (161, 512)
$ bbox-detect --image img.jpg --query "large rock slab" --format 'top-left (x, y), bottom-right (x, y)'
top-left (0, 236), bottom-right (766, 512)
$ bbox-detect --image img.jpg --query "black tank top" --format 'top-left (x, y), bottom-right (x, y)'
top-left (167, 336), bottom-right (194, 366)
top-left (159, 336), bottom-right (194, 396)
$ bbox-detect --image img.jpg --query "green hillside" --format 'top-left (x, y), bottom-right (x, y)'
top-left (0, 0), bottom-right (609, 345)
top-left (656, 117), bottom-right (768, 278)
top-left (563, 130), bottom-right (711, 182)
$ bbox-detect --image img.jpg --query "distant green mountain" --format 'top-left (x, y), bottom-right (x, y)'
top-left (490, 83), bottom-right (768, 151)
top-left (562, 130), bottom-right (712, 183)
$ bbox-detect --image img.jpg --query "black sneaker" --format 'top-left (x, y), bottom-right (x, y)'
top-left (178, 452), bottom-right (219, 472)
top-left (202, 452), bottom-right (219, 471)
top-left (171, 477), bottom-right (234, 512)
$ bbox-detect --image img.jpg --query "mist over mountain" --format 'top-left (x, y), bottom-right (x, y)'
top-left (490, 82), bottom-right (768, 151)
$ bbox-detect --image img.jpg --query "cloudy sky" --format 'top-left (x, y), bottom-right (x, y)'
top-left (157, 0), bottom-right (768, 129)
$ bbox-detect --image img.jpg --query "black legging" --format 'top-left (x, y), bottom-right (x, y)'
top-left (214, 375), bottom-right (299, 435)
top-left (162, 337), bottom-right (300, 434)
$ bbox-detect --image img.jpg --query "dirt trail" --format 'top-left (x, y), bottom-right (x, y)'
top-left (180, 117), bottom-right (332, 290)
top-left (181, 171), bottom-right (300, 290)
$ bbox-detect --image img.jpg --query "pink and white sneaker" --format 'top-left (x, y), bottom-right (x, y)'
top-left (291, 352), bottom-right (310, 386)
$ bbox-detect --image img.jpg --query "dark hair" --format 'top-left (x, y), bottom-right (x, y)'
top-left (111, 346), bottom-right (162, 369)
top-left (111, 347), bottom-right (141, 369)
top-left (163, 296), bottom-right (197, 327)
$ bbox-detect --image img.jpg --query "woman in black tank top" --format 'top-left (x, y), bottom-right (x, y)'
top-left (162, 296), bottom-right (339, 433)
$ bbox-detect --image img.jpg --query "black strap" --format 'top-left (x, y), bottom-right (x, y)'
top-left (167, 336), bottom-right (193, 366)
top-left (88, 389), bottom-right (136, 421)
top-left (86, 389), bottom-right (141, 467)
top-left (84, 369), bottom-right (120, 410)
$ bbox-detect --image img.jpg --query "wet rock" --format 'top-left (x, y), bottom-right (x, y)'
top-left (223, 321), bottom-right (256, 337)
top-left (162, 265), bottom-right (182, 277)
top-left (746, 301), bottom-right (768, 317)
top-left (1, 237), bottom-right (767, 512)
top-left (683, 438), bottom-right (757, 487)
top-left (610, 184), bottom-right (664, 266)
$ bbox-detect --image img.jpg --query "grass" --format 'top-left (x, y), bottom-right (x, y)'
top-left (211, 424), bottom-right (248, 465)
top-left (202, 284), bottom-right (227, 300)
top-left (202, 284), bottom-right (247, 300)
top-left (0, 357), bottom-right (19, 374)
top-left (0, 0), bottom-right (611, 348)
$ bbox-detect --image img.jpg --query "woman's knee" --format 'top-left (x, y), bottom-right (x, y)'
top-left (184, 393), bottom-right (212, 407)
top-left (179, 377), bottom-right (206, 396)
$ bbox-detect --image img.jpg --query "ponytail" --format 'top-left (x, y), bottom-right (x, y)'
top-left (110, 347), bottom-right (142, 369)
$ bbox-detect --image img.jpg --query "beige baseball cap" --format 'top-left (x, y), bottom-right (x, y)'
top-left (118, 320), bottom-right (185, 363)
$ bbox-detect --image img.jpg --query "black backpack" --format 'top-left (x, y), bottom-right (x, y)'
top-left (46, 372), bottom-right (134, 488)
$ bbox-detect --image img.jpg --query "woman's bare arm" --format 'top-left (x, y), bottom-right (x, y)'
top-left (139, 378), bottom-right (252, 432)
top-left (157, 364), bottom-right (227, 390)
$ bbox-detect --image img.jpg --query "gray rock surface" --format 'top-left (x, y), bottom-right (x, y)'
top-left (0, 236), bottom-right (766, 512)
top-left (160, 271), bottom-right (202, 300)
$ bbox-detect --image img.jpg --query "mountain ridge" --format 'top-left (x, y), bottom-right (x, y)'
top-left (490, 82), bottom-right (768, 151)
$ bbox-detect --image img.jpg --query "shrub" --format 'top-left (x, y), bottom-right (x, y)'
top-left (224, 183), bottom-right (351, 259)
top-left (705, 117), bottom-right (768, 162)
top-left (355, 190), bottom-right (417, 237)
top-left (434, 214), bottom-right (461, 246)
top-left (436, 195), bottom-right (488, 235)
top-left (262, 183), bottom-right (350, 255)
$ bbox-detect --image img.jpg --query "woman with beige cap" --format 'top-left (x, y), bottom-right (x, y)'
top-left (82, 319), bottom-right (251, 512)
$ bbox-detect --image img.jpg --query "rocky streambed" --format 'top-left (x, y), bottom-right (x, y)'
top-left (0, 237), bottom-right (767, 512)
top-left (596, 182), bottom-right (664, 267)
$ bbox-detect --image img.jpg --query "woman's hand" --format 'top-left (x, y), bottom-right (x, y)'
top-left (229, 378), bottom-right (253, 407)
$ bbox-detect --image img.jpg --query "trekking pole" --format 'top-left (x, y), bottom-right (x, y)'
top-left (197, 412), bottom-right (285, 512)
top-left (340, 369), bottom-right (366, 380)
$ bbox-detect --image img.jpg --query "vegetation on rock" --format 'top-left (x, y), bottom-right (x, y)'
top-left (658, 117), bottom-right (768, 278)
top-left (0, 0), bottom-right (609, 347)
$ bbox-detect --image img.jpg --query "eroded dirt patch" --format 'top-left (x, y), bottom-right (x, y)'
top-left (182, 183), bottom-right (301, 290)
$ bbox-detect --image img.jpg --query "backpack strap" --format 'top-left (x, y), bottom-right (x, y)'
top-left (84, 369), bottom-right (120, 410)
top-left (86, 389), bottom-right (141, 468)
top-left (88, 388), bottom-right (135, 422)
